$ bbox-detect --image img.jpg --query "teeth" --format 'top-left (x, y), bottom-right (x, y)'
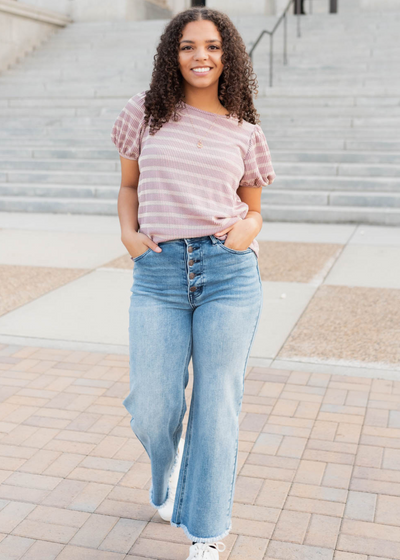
top-left (192, 67), bottom-right (211, 73)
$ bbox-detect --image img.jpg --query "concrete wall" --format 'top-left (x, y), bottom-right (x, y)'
top-left (360, 0), bottom-right (400, 11)
top-left (0, 0), bottom-right (71, 72)
top-left (4, 0), bottom-right (173, 21)
top-left (69, 0), bottom-right (172, 21)
top-left (20, 0), bottom-right (71, 14)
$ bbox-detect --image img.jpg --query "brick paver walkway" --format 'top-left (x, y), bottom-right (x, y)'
top-left (0, 344), bottom-right (399, 559)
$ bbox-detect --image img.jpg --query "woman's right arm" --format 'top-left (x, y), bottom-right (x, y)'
top-left (118, 156), bottom-right (161, 257)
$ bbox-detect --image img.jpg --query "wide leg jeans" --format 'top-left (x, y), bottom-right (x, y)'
top-left (122, 234), bottom-right (263, 543)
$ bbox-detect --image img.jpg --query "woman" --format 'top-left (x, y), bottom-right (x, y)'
top-left (111, 7), bottom-right (275, 559)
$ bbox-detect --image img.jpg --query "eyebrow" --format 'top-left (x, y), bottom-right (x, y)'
top-left (179, 39), bottom-right (221, 44)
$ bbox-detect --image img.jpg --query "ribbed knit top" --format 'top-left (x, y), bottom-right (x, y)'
top-left (110, 90), bottom-right (276, 258)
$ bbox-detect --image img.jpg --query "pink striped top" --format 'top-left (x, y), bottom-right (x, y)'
top-left (111, 90), bottom-right (276, 259)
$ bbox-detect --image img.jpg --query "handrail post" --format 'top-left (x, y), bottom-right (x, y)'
top-left (296, 0), bottom-right (301, 38)
top-left (270, 34), bottom-right (273, 87)
top-left (283, 10), bottom-right (287, 65)
top-left (330, 0), bottom-right (338, 13)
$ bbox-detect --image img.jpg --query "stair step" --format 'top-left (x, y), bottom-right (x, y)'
top-left (260, 205), bottom-right (400, 225)
top-left (0, 196), bottom-right (117, 214)
top-left (262, 189), bottom-right (400, 207)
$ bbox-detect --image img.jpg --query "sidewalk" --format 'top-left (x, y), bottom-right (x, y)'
top-left (0, 212), bottom-right (399, 559)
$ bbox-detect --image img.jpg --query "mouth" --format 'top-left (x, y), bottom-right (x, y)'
top-left (191, 66), bottom-right (213, 75)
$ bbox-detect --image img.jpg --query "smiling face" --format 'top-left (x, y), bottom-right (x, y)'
top-left (178, 19), bottom-right (224, 91)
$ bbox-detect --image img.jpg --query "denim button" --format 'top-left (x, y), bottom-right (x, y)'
top-left (189, 272), bottom-right (195, 279)
top-left (189, 260), bottom-right (194, 266)
top-left (188, 247), bottom-right (194, 253)
top-left (189, 286), bottom-right (197, 292)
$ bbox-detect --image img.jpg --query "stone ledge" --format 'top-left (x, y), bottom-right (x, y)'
top-left (0, 0), bottom-right (72, 26)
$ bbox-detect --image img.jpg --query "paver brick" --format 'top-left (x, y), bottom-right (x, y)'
top-left (229, 535), bottom-right (268, 560)
top-left (0, 501), bottom-right (36, 533)
top-left (0, 534), bottom-right (34, 558)
top-left (17, 450), bottom-right (60, 475)
top-left (1, 425), bottom-right (39, 446)
top-left (0, 484), bottom-right (51, 504)
top-left (284, 496), bottom-right (345, 517)
top-left (294, 460), bottom-right (326, 484)
top-left (322, 463), bottom-right (353, 489)
top-left (255, 479), bottom-right (291, 508)
top-left (54, 429), bottom-right (103, 444)
top-left (70, 513), bottom-right (119, 549)
top-left (67, 467), bottom-right (124, 485)
top-left (95, 499), bottom-right (155, 521)
top-left (344, 490), bottom-right (377, 521)
top-left (5, 471), bottom-right (62, 490)
top-left (232, 502), bottom-right (279, 523)
top-left (89, 436), bottom-right (128, 458)
top-left (20, 540), bottom-right (64, 559)
top-left (42, 453), bottom-right (85, 477)
top-left (119, 462), bottom-right (152, 488)
top-left (44, 439), bottom-right (96, 455)
top-left (99, 518), bottom-right (146, 553)
top-left (310, 420), bottom-right (338, 440)
top-left (231, 516), bottom-right (274, 538)
top-left (273, 509), bottom-right (310, 543)
top-left (337, 534), bottom-right (400, 560)
top-left (290, 482), bottom-right (347, 502)
top-left (56, 545), bottom-right (125, 559)
top-left (266, 539), bottom-right (334, 560)
top-left (107, 486), bottom-right (150, 505)
top-left (26, 505), bottom-right (90, 528)
top-left (304, 513), bottom-right (341, 548)
top-left (42, 479), bottom-right (88, 508)
top-left (128, 537), bottom-right (189, 560)
top-left (12, 518), bottom-right (79, 544)
top-left (68, 482), bottom-right (113, 513)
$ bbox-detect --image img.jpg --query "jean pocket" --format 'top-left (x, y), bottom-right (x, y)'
top-left (215, 237), bottom-right (253, 255)
top-left (131, 248), bottom-right (152, 262)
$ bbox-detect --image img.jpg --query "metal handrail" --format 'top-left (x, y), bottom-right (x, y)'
top-left (248, 0), bottom-right (337, 87)
top-left (248, 0), bottom-right (300, 88)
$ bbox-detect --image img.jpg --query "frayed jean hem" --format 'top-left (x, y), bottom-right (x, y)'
top-left (169, 519), bottom-right (231, 544)
top-left (149, 483), bottom-right (170, 509)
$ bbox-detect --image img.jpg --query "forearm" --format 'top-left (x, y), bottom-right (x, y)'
top-left (244, 210), bottom-right (263, 237)
top-left (118, 186), bottom-right (139, 239)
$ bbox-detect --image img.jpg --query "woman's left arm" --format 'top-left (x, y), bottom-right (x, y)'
top-left (214, 186), bottom-right (263, 251)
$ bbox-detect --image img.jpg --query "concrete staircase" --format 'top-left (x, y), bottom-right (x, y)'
top-left (0, 5), bottom-right (399, 224)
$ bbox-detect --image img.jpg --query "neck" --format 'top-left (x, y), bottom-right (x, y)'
top-left (182, 83), bottom-right (224, 114)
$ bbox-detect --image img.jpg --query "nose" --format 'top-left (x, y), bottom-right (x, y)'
top-left (193, 47), bottom-right (209, 61)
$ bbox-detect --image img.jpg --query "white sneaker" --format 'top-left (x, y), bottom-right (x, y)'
top-left (186, 541), bottom-right (226, 559)
top-left (158, 437), bottom-right (185, 521)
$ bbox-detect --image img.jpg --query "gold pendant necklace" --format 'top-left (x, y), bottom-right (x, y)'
top-left (185, 103), bottom-right (226, 148)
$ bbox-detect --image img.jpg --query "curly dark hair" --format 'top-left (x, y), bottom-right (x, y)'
top-left (141, 7), bottom-right (261, 135)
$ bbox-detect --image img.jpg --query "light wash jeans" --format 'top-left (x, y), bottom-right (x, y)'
top-left (122, 234), bottom-right (263, 543)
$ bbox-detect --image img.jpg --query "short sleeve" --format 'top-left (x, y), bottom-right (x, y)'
top-left (110, 91), bottom-right (147, 160)
top-left (239, 124), bottom-right (276, 187)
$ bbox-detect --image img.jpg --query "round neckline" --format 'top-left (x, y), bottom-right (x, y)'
top-left (183, 102), bottom-right (231, 118)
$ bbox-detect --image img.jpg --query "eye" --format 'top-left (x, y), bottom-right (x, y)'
top-left (180, 45), bottom-right (220, 50)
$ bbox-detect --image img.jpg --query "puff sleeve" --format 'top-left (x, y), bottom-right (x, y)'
top-left (110, 91), bottom-right (147, 160)
top-left (239, 124), bottom-right (276, 187)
